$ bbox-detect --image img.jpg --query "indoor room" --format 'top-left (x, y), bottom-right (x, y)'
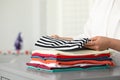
top-left (0, 0), bottom-right (120, 80)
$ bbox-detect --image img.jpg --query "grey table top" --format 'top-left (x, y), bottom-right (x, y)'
top-left (0, 55), bottom-right (120, 80)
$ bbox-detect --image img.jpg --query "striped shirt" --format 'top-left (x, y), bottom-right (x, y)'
top-left (35, 36), bottom-right (90, 51)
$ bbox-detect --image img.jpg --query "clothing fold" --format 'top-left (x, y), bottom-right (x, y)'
top-left (26, 49), bottom-right (115, 72)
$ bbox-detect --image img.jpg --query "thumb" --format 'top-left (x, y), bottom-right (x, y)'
top-left (90, 36), bottom-right (98, 41)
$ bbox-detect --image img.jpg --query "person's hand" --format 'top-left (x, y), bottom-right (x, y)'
top-left (85, 36), bottom-right (110, 51)
top-left (50, 34), bottom-right (73, 41)
top-left (51, 34), bottom-right (60, 39)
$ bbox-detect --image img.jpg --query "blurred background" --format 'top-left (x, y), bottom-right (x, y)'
top-left (0, 0), bottom-right (94, 52)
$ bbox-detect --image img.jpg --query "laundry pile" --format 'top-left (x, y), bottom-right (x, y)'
top-left (26, 49), bottom-right (115, 72)
top-left (26, 35), bottom-right (115, 72)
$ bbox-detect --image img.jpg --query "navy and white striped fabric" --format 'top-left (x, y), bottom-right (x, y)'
top-left (35, 36), bottom-right (90, 51)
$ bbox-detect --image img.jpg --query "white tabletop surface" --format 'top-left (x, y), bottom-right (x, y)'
top-left (0, 54), bottom-right (120, 80)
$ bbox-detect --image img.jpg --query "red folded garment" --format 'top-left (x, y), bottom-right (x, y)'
top-left (26, 63), bottom-right (108, 70)
top-left (31, 58), bottom-right (115, 66)
top-left (32, 52), bottom-right (111, 59)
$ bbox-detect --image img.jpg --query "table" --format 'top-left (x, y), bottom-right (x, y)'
top-left (0, 54), bottom-right (120, 80)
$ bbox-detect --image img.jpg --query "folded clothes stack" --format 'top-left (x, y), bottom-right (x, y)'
top-left (34, 36), bottom-right (90, 51)
top-left (26, 49), bottom-right (115, 72)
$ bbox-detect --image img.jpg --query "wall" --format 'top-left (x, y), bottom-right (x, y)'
top-left (46, 0), bottom-right (91, 37)
top-left (0, 0), bottom-right (46, 52)
top-left (0, 0), bottom-right (93, 52)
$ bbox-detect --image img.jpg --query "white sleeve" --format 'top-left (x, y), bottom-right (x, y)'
top-left (73, 17), bottom-right (92, 40)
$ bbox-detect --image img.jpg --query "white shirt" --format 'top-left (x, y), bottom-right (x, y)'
top-left (74, 0), bottom-right (120, 66)
top-left (74, 0), bottom-right (120, 39)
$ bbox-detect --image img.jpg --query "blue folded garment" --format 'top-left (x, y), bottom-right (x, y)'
top-left (31, 56), bottom-right (112, 61)
top-left (27, 65), bottom-right (110, 72)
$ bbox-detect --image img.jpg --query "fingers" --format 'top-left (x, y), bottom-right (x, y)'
top-left (86, 36), bottom-right (99, 46)
top-left (85, 40), bottom-right (98, 50)
top-left (90, 36), bottom-right (98, 41)
top-left (50, 34), bottom-right (59, 39)
top-left (86, 45), bottom-right (97, 50)
top-left (85, 41), bottom-right (95, 46)
top-left (85, 44), bottom-right (100, 51)
top-left (85, 36), bottom-right (107, 51)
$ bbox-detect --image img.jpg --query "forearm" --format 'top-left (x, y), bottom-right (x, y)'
top-left (109, 38), bottom-right (120, 51)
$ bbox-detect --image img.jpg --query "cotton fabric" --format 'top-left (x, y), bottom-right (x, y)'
top-left (35, 36), bottom-right (89, 51)
top-left (74, 0), bottom-right (120, 39)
